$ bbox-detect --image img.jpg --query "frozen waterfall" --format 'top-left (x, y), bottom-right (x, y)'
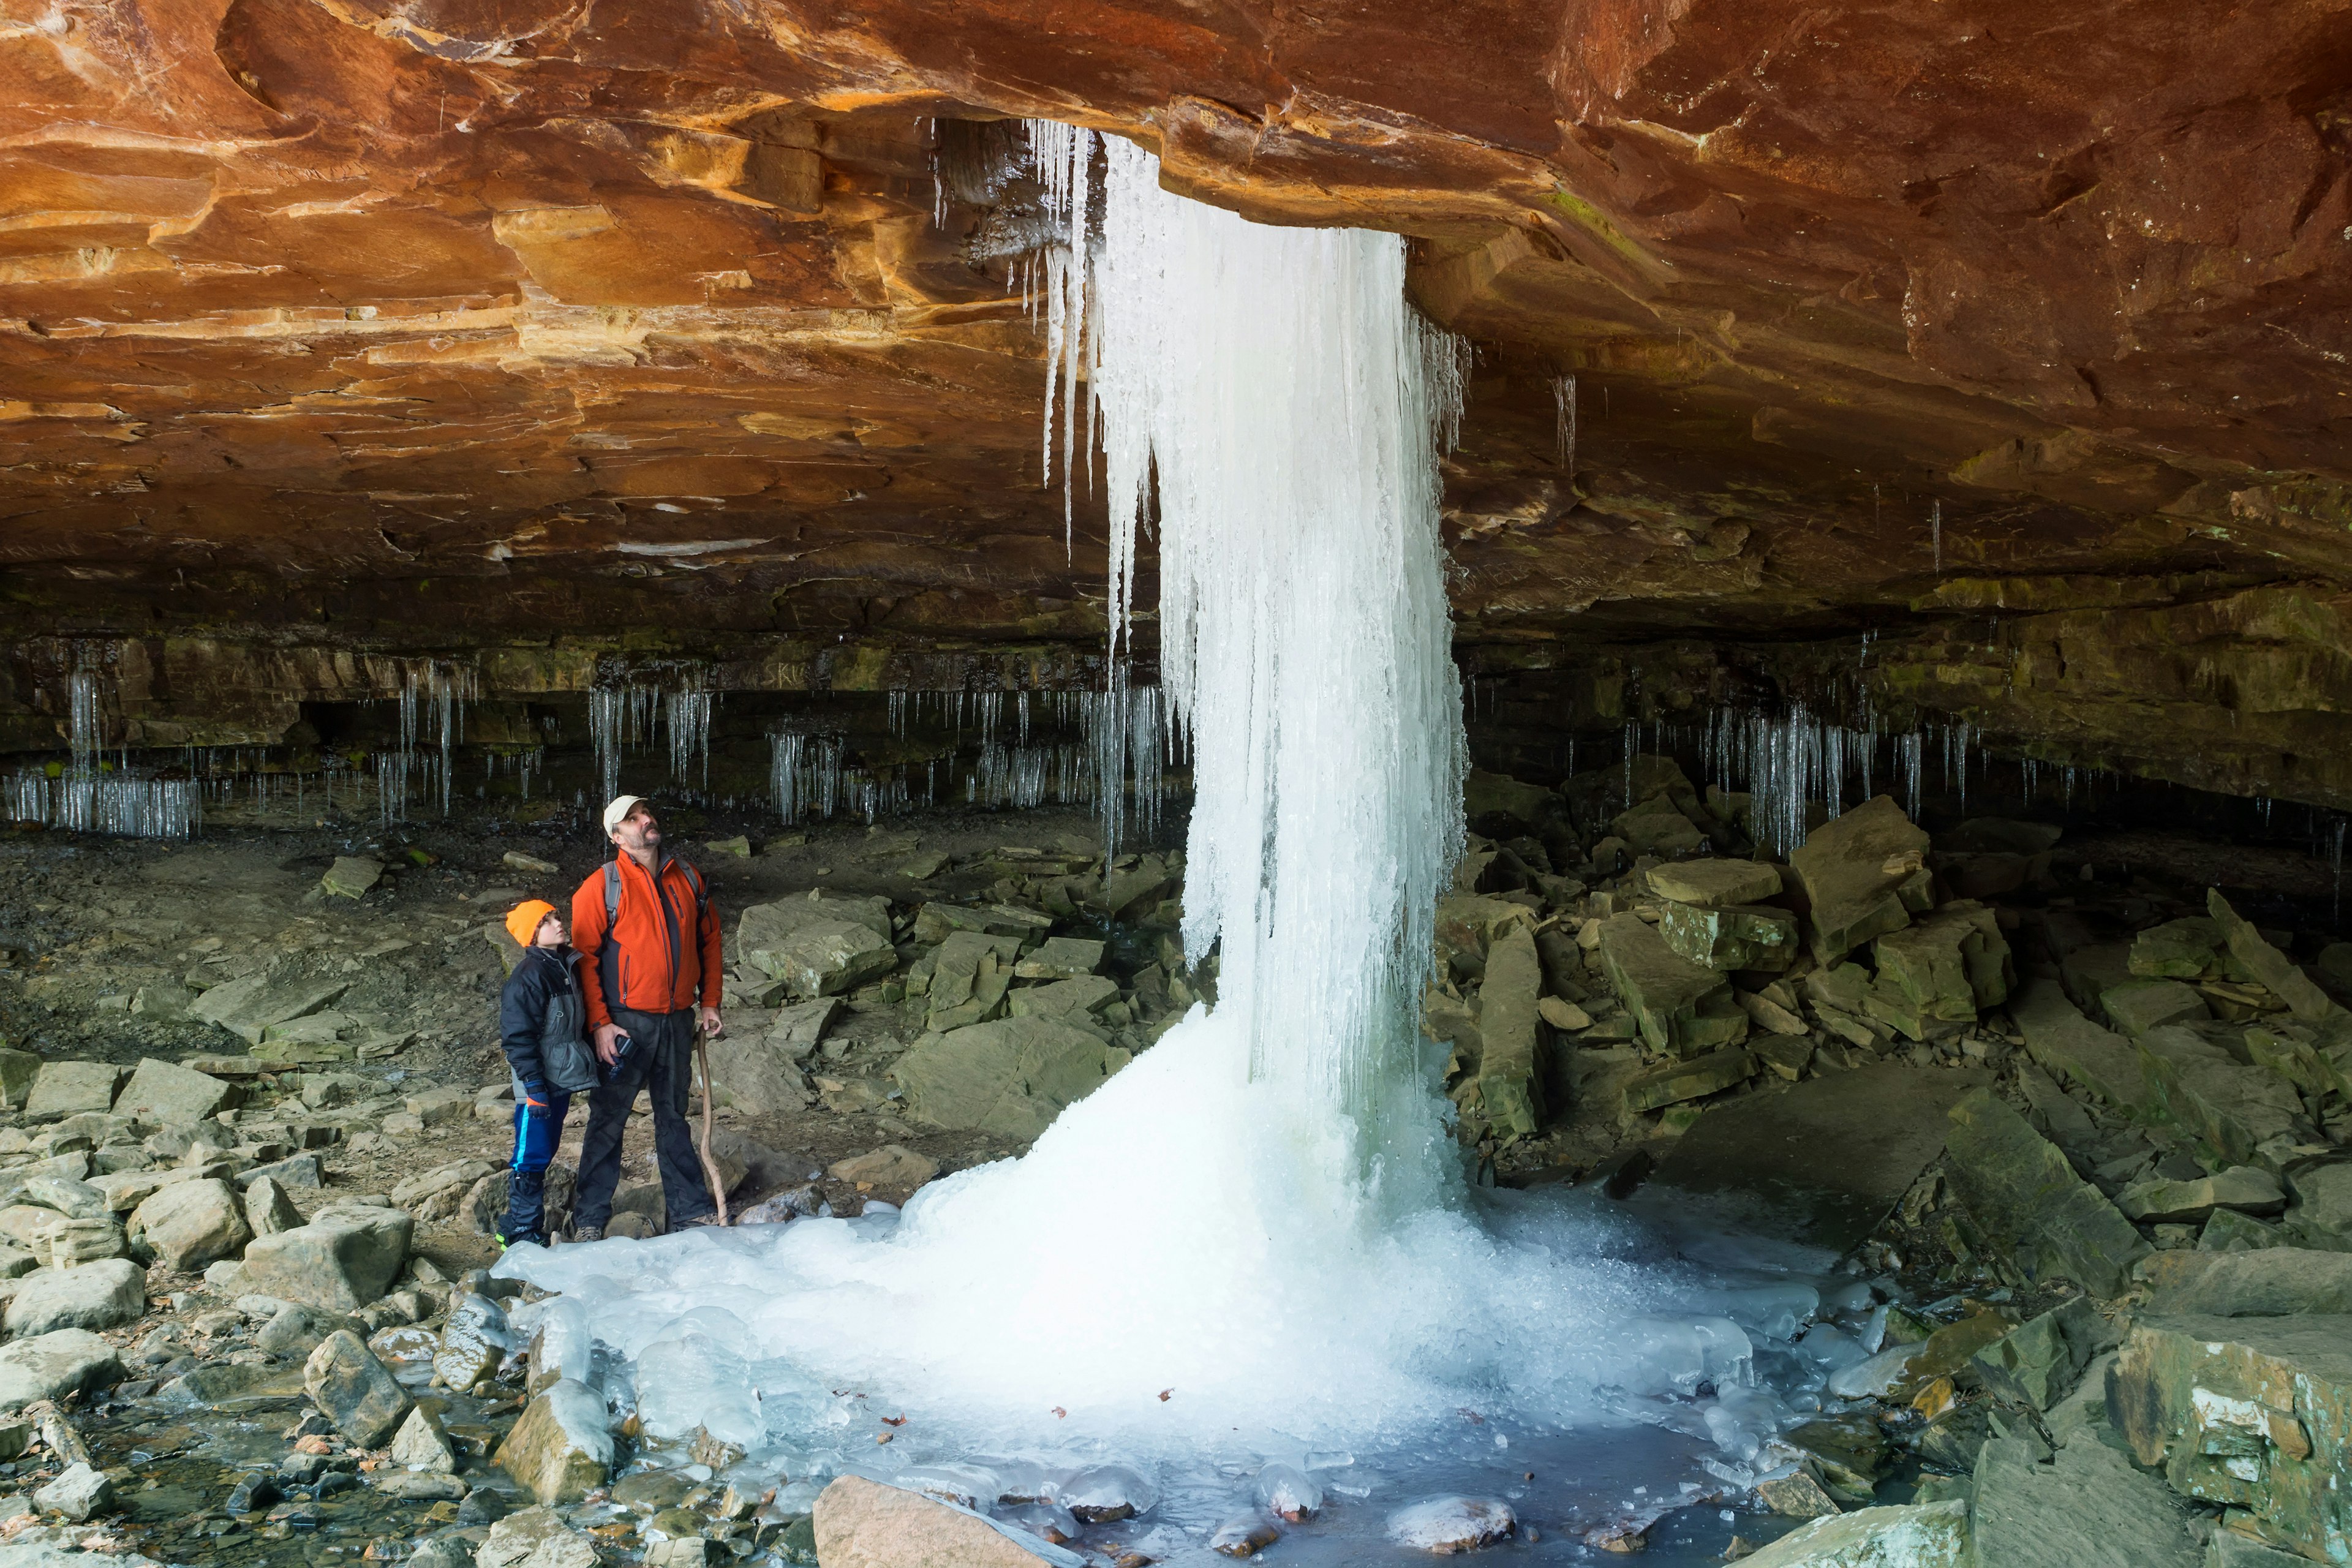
top-left (500, 134), bottom-right (1832, 1558)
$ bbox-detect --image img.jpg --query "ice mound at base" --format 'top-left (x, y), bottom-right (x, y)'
top-left (501, 1008), bottom-right (1760, 1460)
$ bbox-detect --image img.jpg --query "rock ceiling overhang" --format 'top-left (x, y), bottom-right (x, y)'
top-left (0, 0), bottom-right (2346, 661)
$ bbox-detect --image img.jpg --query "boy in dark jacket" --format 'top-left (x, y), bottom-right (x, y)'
top-left (496, 899), bottom-right (596, 1248)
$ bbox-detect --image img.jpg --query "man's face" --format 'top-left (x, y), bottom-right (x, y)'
top-left (610, 802), bottom-right (661, 854)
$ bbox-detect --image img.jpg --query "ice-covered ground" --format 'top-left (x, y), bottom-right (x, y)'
top-left (498, 1008), bottom-right (1897, 1562)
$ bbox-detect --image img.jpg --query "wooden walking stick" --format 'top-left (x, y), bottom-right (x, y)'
top-left (693, 1022), bottom-right (731, 1226)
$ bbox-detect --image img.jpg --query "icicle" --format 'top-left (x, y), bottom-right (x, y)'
top-left (1554, 373), bottom-right (1576, 475)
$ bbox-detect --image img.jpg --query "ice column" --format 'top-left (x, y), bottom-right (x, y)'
top-left (1086, 136), bottom-right (1467, 1142)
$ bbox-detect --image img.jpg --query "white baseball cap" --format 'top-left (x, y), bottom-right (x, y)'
top-left (601, 794), bottom-right (650, 834)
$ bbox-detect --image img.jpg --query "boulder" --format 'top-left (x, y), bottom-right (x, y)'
top-left (1943, 1087), bottom-right (2149, 1295)
top-left (1593, 914), bottom-right (1747, 1057)
top-left (2, 1259), bottom-right (145, 1336)
top-left (2138, 1025), bottom-right (2305, 1167)
top-left (0, 1329), bottom-right (120, 1411)
top-left (1969, 1296), bottom-right (2119, 1410)
top-left (189, 972), bottom-right (353, 1046)
top-left (23, 1177), bottom-right (109, 1222)
top-left (2013, 981), bottom-right (2152, 1114)
top-left (1474, 924), bottom-right (1546, 1137)
top-left (1013, 937), bottom-right (1106, 979)
top-left (2139, 1248), bottom-right (2352, 1316)
top-left (303, 1329), bottom-right (413, 1447)
top-left (1867, 901), bottom-right (2012, 1038)
top-left (244, 1175), bottom-right (304, 1237)
top-left (2288, 1161), bottom-right (2352, 1246)
top-left (391, 1161), bottom-right (499, 1211)
top-left (2209, 889), bottom-right (2337, 1022)
top-left (127, 1179), bottom-right (250, 1272)
top-left (1732, 1500), bottom-right (1966, 1567)
top-left (2118, 1167), bottom-right (2286, 1225)
top-left (1610, 794), bottom-right (1705, 857)
top-left (769, 997), bottom-right (842, 1058)
top-left (892, 1017), bottom-right (1130, 1142)
top-left (237, 1153), bottom-right (325, 1189)
top-left (827, 1145), bottom-right (941, 1192)
top-left (1970, 1434), bottom-right (2199, 1568)
top-left (2207, 1531), bottom-right (2324, 1567)
top-left (704, 1031), bottom-right (813, 1117)
top-left (736, 894), bottom-right (897, 999)
top-left (2101, 980), bottom-right (2211, 1038)
top-left (1659, 901), bottom-right (1800, 973)
top-left (1646, 859), bottom-right (1782, 908)
top-left (319, 857), bottom-right (383, 899)
top-left (1785, 795), bottom-right (1934, 964)
top-left (494, 1379), bottom-right (615, 1504)
top-left (1005, 974), bottom-right (1120, 1020)
top-left (111, 1058), bottom-right (236, 1125)
top-left (2132, 918), bottom-right (2226, 981)
top-left (477, 1506), bottom-right (603, 1568)
top-left (237, 1204), bottom-right (412, 1311)
top-left (23, 1062), bottom-right (123, 1119)
top-left (2112, 1313), bottom-right (2352, 1562)
top-left (1623, 1048), bottom-right (1755, 1114)
top-left (922, 931), bottom-right (1023, 1031)
top-left (813, 1476), bottom-right (1079, 1568)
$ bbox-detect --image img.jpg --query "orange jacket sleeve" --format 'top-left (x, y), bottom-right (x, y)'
top-left (696, 880), bottom-right (724, 1009)
top-left (571, 868), bottom-right (616, 1031)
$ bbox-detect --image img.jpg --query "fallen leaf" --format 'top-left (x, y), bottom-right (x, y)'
top-left (1157, 1389), bottom-right (1172, 1402)
top-left (1052, 1406), bottom-right (1067, 1419)
top-left (881, 1415), bottom-right (906, 1427)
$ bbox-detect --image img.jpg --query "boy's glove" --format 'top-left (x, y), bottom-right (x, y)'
top-left (521, 1083), bottom-right (551, 1108)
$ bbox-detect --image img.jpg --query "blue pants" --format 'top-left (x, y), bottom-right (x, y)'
top-left (499, 1086), bottom-right (569, 1244)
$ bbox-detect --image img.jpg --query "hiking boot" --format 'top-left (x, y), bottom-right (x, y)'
top-left (570, 1224), bottom-right (605, 1243)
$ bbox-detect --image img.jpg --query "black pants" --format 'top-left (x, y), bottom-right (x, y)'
top-left (572, 1006), bottom-right (717, 1231)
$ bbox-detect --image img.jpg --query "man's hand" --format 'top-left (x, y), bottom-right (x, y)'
top-left (699, 1006), bottom-right (723, 1039)
top-left (593, 1022), bottom-right (622, 1066)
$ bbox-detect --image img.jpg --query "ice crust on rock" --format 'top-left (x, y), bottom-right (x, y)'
top-left (501, 130), bottom-right (1858, 1538)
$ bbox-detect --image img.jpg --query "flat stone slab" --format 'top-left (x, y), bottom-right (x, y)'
top-left (1970, 1434), bottom-right (2199, 1568)
top-left (1647, 1061), bottom-right (1988, 1253)
top-left (1944, 1087), bottom-right (2150, 1296)
top-left (2138, 1248), bottom-right (2352, 1316)
top-left (1646, 859), bottom-right (1782, 908)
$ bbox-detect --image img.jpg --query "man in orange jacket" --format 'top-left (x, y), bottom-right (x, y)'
top-left (567, 794), bottom-right (726, 1238)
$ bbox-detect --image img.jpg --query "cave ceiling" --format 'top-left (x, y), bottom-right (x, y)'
top-left (3, 0), bottom-right (2350, 734)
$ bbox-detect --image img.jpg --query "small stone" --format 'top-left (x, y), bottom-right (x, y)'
top-left (390, 1404), bottom-right (457, 1473)
top-left (320, 856), bottom-right (384, 899)
top-left (303, 1329), bottom-right (413, 1447)
top-left (2, 1258), bottom-right (146, 1336)
top-left (826, 1145), bottom-right (941, 1192)
top-left (1536, 995), bottom-right (1592, 1031)
top-left (237, 1153), bottom-right (325, 1189)
top-left (33, 1460), bottom-right (114, 1521)
top-left (1754, 1468), bottom-right (1840, 1519)
top-left (494, 1379), bottom-right (614, 1505)
top-left (1012, 937), bottom-right (1107, 980)
top-left (503, 851), bottom-right (560, 875)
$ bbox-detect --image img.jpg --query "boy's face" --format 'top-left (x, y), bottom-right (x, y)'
top-left (534, 912), bottom-right (567, 948)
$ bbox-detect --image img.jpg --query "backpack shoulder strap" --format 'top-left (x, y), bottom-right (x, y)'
top-left (677, 859), bottom-right (707, 914)
top-left (603, 859), bottom-right (621, 924)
